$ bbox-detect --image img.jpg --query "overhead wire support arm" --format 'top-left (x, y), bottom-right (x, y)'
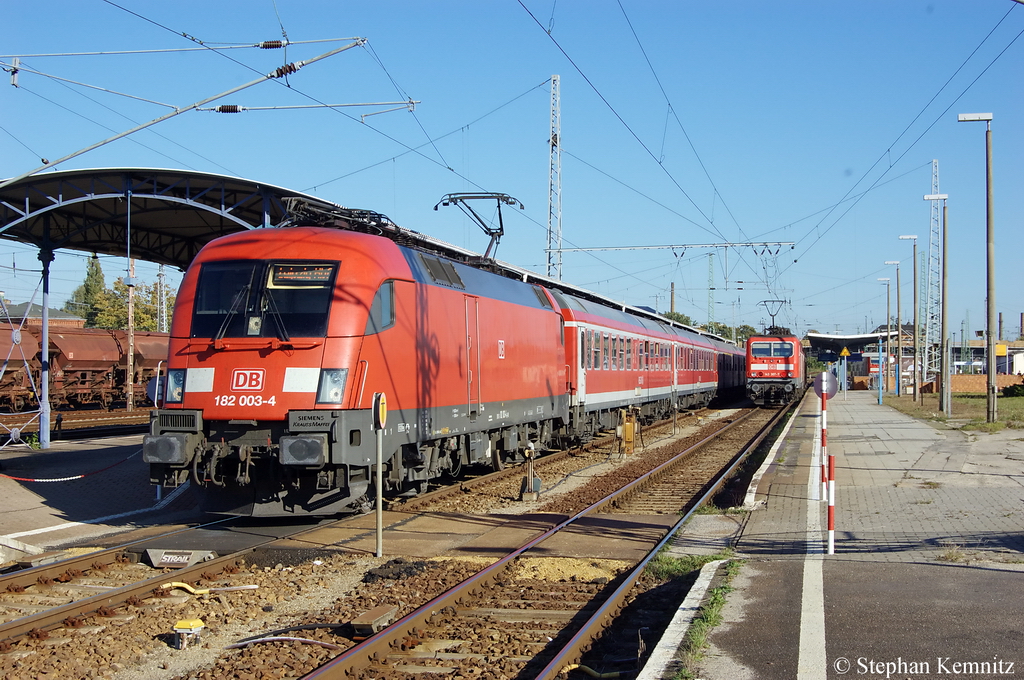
top-left (552, 241), bottom-right (794, 253)
top-left (0, 38), bottom-right (366, 190)
top-left (195, 100), bottom-right (419, 116)
top-left (434, 192), bottom-right (524, 259)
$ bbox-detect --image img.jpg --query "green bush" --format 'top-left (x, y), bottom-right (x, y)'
top-left (1002, 382), bottom-right (1024, 398)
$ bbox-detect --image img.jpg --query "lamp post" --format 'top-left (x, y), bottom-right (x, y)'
top-left (885, 261), bottom-right (901, 396)
top-left (878, 277), bottom-right (891, 395)
top-left (899, 236), bottom-right (919, 402)
top-left (957, 112), bottom-right (996, 423)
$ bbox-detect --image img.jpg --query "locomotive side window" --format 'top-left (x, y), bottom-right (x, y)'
top-left (365, 281), bottom-right (395, 335)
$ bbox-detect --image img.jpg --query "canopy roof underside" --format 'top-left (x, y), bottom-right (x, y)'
top-left (0, 168), bottom-right (333, 270)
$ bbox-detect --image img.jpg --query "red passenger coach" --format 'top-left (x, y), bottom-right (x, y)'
top-left (143, 202), bottom-right (744, 516)
top-left (745, 334), bottom-right (806, 406)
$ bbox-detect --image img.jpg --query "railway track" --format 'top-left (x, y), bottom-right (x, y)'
top-left (0, 402), bottom-right (792, 679)
top-left (0, 409), bottom-right (151, 443)
top-left (310, 406), bottom-right (785, 679)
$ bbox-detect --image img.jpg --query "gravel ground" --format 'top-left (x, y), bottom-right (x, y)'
top-left (1, 409), bottom-right (737, 679)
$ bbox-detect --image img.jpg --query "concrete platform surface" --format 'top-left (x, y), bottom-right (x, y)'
top-left (693, 391), bottom-right (1024, 680)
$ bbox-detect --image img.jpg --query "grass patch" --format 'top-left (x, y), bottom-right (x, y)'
top-left (920, 480), bottom-right (941, 489)
top-left (667, 558), bottom-right (744, 680)
top-left (644, 550), bottom-right (732, 581)
top-left (936, 544), bottom-right (967, 562)
top-left (883, 393), bottom-right (1024, 429)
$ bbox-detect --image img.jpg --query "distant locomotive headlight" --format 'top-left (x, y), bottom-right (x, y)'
top-left (316, 369), bottom-right (348, 404)
top-left (165, 369), bottom-right (186, 404)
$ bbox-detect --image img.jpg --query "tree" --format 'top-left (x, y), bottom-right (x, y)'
top-left (92, 278), bottom-right (175, 331)
top-left (65, 260), bottom-right (176, 331)
top-left (705, 321), bottom-right (732, 338)
top-left (62, 255), bottom-right (106, 326)
top-left (735, 324), bottom-right (758, 344)
top-left (661, 311), bottom-right (694, 326)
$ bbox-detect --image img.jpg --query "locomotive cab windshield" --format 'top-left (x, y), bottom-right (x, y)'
top-left (192, 260), bottom-right (338, 340)
top-left (750, 341), bottom-right (794, 358)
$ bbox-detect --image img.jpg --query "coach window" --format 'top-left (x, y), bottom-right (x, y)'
top-left (365, 281), bottom-right (395, 335)
top-left (610, 335), bottom-right (617, 370)
top-left (603, 333), bottom-right (610, 370)
top-left (592, 330), bottom-right (600, 369)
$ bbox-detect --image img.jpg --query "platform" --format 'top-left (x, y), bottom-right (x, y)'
top-left (0, 435), bottom-right (200, 562)
top-left (691, 390), bottom-right (1024, 679)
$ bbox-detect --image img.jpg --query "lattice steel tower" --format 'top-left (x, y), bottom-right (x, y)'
top-left (924, 160), bottom-right (942, 380)
top-left (547, 75), bottom-right (562, 279)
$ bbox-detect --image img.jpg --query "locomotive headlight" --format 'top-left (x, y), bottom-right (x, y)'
top-left (316, 369), bottom-right (348, 404)
top-left (165, 369), bottom-right (186, 404)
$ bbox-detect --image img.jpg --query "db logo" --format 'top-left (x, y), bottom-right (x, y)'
top-left (231, 369), bottom-right (265, 391)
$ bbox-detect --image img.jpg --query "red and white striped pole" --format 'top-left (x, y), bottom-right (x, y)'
top-left (821, 387), bottom-right (828, 501)
top-left (827, 450), bottom-right (836, 555)
top-left (814, 370), bottom-right (838, 555)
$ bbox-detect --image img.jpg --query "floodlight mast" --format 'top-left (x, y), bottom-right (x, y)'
top-left (899, 235), bottom-right (920, 402)
top-left (957, 112), bottom-right (996, 423)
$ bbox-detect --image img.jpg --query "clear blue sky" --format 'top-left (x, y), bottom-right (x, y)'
top-left (2, 1), bottom-right (1022, 340)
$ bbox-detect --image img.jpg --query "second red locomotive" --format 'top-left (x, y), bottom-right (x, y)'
top-left (745, 331), bottom-right (806, 406)
top-left (144, 202), bottom-right (745, 516)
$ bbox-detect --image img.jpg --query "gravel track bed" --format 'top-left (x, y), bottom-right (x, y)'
top-left (0, 408), bottom-right (753, 679)
top-left (410, 410), bottom-right (740, 517)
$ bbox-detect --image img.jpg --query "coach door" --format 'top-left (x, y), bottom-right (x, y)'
top-left (465, 295), bottom-right (481, 421)
top-left (575, 327), bottom-right (587, 406)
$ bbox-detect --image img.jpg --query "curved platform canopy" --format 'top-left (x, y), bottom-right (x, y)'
top-left (806, 331), bottom-right (896, 355)
top-left (0, 167), bottom-right (335, 270)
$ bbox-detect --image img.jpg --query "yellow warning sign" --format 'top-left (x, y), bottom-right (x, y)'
top-left (839, 347), bottom-right (851, 357)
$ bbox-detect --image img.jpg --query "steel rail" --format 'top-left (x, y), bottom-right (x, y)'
top-left (534, 402), bottom-right (793, 679)
top-left (303, 405), bottom-right (782, 678)
top-left (0, 551), bottom-right (250, 643)
top-left (396, 408), bottom-right (710, 512)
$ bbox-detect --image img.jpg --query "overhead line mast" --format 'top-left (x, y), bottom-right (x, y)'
top-left (547, 75), bottom-right (562, 280)
top-left (924, 160), bottom-right (942, 382)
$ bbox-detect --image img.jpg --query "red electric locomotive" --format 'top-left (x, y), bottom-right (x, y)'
top-left (144, 202), bottom-right (744, 516)
top-left (745, 332), bottom-right (806, 406)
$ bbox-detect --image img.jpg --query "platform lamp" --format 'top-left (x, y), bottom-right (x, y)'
top-left (957, 112), bottom-right (996, 423)
top-left (884, 261), bottom-right (901, 397)
top-left (899, 236), bottom-right (919, 402)
top-left (878, 277), bottom-right (891, 397)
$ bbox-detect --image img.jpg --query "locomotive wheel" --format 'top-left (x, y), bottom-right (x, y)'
top-left (491, 448), bottom-right (505, 471)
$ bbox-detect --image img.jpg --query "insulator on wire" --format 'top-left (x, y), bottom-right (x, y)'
top-left (259, 40), bottom-right (284, 49)
top-left (273, 63), bottom-right (298, 78)
top-left (215, 105), bottom-right (241, 113)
